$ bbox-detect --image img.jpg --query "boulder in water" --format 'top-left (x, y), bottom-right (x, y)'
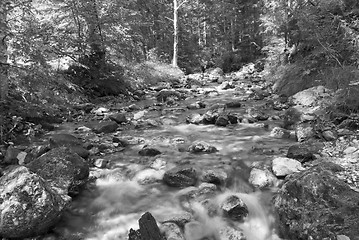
top-left (270, 127), bottom-right (291, 139)
top-left (274, 162), bottom-right (359, 240)
top-left (247, 107), bottom-right (269, 121)
top-left (249, 168), bottom-right (277, 189)
top-left (186, 113), bottom-right (204, 124)
top-left (188, 141), bottom-right (218, 154)
top-left (201, 169), bottom-right (228, 186)
top-left (27, 147), bottom-right (89, 196)
top-left (215, 115), bottom-right (230, 127)
top-left (0, 166), bottom-right (69, 238)
top-left (163, 166), bottom-right (198, 188)
top-left (220, 195), bottom-right (249, 222)
top-left (139, 146), bottom-right (162, 156)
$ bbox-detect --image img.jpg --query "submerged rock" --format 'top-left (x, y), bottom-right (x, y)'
top-left (274, 163), bottom-right (359, 240)
top-left (0, 166), bottom-right (69, 238)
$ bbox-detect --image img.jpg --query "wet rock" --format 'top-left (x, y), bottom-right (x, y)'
top-left (295, 122), bottom-right (315, 142)
top-left (133, 168), bottom-right (165, 184)
top-left (225, 100), bottom-right (242, 108)
top-left (186, 113), bottom-right (204, 124)
top-left (27, 147), bottom-right (89, 196)
top-left (109, 113), bottom-right (127, 124)
top-left (90, 121), bottom-right (119, 134)
top-left (161, 222), bottom-right (185, 240)
top-left (0, 166), bottom-right (69, 238)
top-left (219, 81), bottom-right (235, 90)
top-left (251, 89), bottom-right (270, 100)
top-left (135, 212), bottom-right (162, 240)
top-left (128, 104), bottom-right (141, 111)
top-left (215, 115), bottom-right (229, 127)
top-left (286, 144), bottom-right (316, 163)
top-left (139, 146), bottom-right (162, 156)
top-left (247, 108), bottom-right (269, 121)
top-left (198, 182), bottom-right (217, 196)
top-left (187, 101), bottom-right (206, 110)
top-left (160, 212), bottom-right (194, 228)
top-left (270, 127), bottom-right (291, 139)
top-left (188, 141), bottom-right (218, 154)
top-left (151, 158), bottom-right (167, 170)
top-left (228, 113), bottom-right (240, 124)
top-left (249, 168), bottom-right (277, 189)
top-left (163, 166), bottom-right (198, 188)
top-left (93, 158), bottom-right (109, 168)
top-left (201, 169), bottom-right (228, 186)
top-left (272, 157), bottom-right (304, 177)
top-left (92, 107), bottom-right (109, 116)
top-left (220, 195), bottom-right (249, 222)
top-left (274, 163), bottom-right (359, 240)
top-left (219, 226), bottom-right (246, 240)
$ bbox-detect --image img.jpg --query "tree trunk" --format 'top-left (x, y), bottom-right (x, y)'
top-left (172, 0), bottom-right (178, 67)
top-left (0, 2), bottom-right (8, 102)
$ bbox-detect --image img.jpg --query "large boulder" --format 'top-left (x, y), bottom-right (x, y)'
top-left (27, 147), bottom-right (89, 196)
top-left (0, 166), bottom-right (69, 238)
top-left (274, 162), bottom-right (359, 240)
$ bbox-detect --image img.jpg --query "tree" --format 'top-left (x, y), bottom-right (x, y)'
top-left (0, 1), bottom-right (8, 101)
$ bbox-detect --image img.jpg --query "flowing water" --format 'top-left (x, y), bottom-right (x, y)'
top-left (52, 84), bottom-right (294, 240)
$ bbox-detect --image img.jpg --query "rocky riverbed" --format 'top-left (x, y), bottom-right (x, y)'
top-left (1, 66), bottom-right (359, 240)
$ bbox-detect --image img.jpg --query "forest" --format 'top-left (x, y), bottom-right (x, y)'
top-left (1, 0), bottom-right (359, 240)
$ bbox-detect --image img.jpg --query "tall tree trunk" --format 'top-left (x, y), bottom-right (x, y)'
top-left (172, 0), bottom-right (178, 67)
top-left (0, 1), bottom-right (8, 143)
top-left (83, 0), bottom-right (105, 70)
top-left (0, 2), bottom-right (8, 101)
